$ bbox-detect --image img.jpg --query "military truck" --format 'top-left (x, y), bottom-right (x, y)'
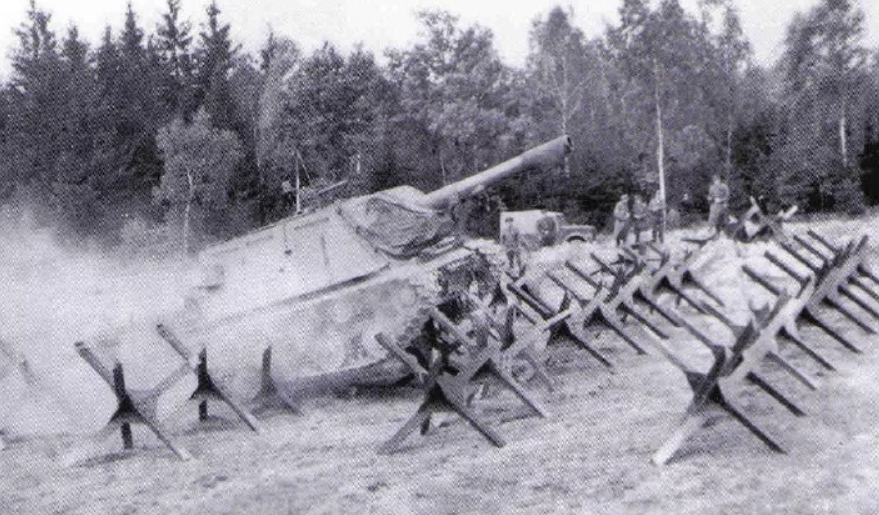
top-left (500, 210), bottom-right (595, 251)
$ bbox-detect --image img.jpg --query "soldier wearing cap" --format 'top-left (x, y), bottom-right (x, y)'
top-left (707, 174), bottom-right (730, 234)
top-left (648, 189), bottom-right (665, 243)
top-left (501, 216), bottom-right (522, 271)
top-left (613, 194), bottom-right (631, 247)
top-left (631, 194), bottom-right (648, 244)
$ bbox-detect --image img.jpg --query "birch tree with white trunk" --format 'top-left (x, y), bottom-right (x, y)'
top-left (155, 109), bottom-right (243, 252)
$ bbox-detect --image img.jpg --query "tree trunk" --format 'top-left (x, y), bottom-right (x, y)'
top-left (726, 111), bottom-right (734, 176)
top-left (840, 97), bottom-right (848, 168)
top-left (184, 168), bottom-right (194, 254)
top-left (440, 150), bottom-right (447, 186)
top-left (653, 65), bottom-right (667, 233)
top-left (295, 161), bottom-right (301, 215)
top-left (560, 73), bottom-right (571, 178)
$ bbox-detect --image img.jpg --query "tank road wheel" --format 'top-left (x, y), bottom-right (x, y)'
top-left (391, 285), bottom-right (418, 314)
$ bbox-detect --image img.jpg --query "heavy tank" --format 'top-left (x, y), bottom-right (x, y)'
top-left (103, 136), bottom-right (571, 398)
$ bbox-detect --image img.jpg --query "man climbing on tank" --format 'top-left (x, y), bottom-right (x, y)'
top-left (613, 194), bottom-right (630, 247)
top-left (707, 173), bottom-right (730, 237)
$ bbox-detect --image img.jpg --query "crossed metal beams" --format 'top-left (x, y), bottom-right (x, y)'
top-left (752, 232), bottom-right (879, 356)
top-left (498, 231), bottom-right (879, 465)
top-left (157, 325), bottom-right (262, 432)
top-left (375, 305), bottom-right (551, 453)
top-left (11, 227), bottom-right (876, 466)
top-left (66, 325), bottom-right (304, 463)
top-left (0, 341), bottom-right (55, 451)
top-left (71, 342), bottom-right (193, 461)
top-left (649, 292), bottom-right (829, 464)
top-left (652, 231), bottom-right (879, 463)
top-left (729, 198), bottom-right (798, 244)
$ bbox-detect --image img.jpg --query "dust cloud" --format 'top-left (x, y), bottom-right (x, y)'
top-left (0, 215), bottom-right (198, 436)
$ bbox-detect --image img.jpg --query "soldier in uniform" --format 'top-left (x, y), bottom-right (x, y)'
top-left (613, 194), bottom-right (630, 247)
top-left (707, 174), bottom-right (730, 235)
top-left (631, 194), bottom-right (648, 244)
top-left (447, 190), bottom-right (470, 242)
top-left (281, 179), bottom-right (295, 213)
top-left (501, 216), bottom-right (522, 271)
top-left (648, 189), bottom-right (665, 243)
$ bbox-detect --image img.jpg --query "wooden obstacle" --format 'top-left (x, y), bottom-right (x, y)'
top-left (157, 325), bottom-right (261, 432)
top-left (69, 342), bottom-right (192, 462)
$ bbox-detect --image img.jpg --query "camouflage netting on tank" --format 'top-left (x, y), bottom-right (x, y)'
top-left (341, 195), bottom-right (449, 258)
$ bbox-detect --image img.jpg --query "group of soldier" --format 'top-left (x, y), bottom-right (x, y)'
top-left (612, 189), bottom-right (666, 247)
top-left (499, 174), bottom-right (732, 269)
top-left (612, 174), bottom-right (730, 247)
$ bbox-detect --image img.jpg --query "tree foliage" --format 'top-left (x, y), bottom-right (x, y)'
top-left (1, 0), bottom-right (879, 249)
top-left (155, 109), bottom-right (242, 250)
top-left (387, 10), bottom-right (520, 189)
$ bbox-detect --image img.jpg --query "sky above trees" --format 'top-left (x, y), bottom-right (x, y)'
top-left (1, 0), bottom-right (877, 78)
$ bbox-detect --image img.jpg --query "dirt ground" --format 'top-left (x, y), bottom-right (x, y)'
top-left (3, 219), bottom-right (879, 514)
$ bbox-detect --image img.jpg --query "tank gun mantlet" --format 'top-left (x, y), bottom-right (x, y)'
top-left (338, 189), bottom-right (454, 259)
top-left (373, 186), bottom-right (434, 210)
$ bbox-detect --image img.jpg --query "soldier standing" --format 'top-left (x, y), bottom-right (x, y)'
top-left (613, 194), bottom-right (630, 247)
top-left (501, 216), bottom-right (522, 271)
top-left (447, 190), bottom-right (469, 242)
top-left (648, 190), bottom-right (665, 243)
top-left (631, 194), bottom-right (648, 244)
top-left (707, 174), bottom-right (730, 235)
top-left (281, 179), bottom-right (295, 213)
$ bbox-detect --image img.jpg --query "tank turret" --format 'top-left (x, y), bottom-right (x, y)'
top-left (338, 135), bottom-right (571, 258)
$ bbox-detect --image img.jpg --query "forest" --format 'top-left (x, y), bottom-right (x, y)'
top-left (1, 0), bottom-right (878, 251)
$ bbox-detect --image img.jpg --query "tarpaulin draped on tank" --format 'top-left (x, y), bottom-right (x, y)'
top-left (341, 195), bottom-right (449, 258)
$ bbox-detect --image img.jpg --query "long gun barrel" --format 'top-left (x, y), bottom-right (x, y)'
top-left (419, 135), bottom-right (572, 210)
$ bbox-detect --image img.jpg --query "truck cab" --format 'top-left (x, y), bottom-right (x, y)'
top-left (500, 210), bottom-right (595, 251)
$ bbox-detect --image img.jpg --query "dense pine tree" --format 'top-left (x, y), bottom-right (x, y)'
top-left (156, 0), bottom-right (195, 118)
